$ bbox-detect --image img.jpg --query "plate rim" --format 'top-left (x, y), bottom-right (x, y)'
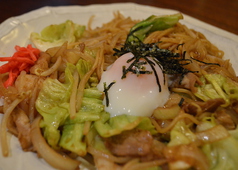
top-left (0, 3), bottom-right (237, 42)
top-left (0, 2), bottom-right (238, 170)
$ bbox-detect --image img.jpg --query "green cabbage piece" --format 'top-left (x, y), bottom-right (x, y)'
top-left (195, 74), bottom-right (238, 107)
top-left (86, 125), bottom-right (110, 153)
top-left (198, 118), bottom-right (238, 170)
top-left (168, 120), bottom-right (197, 147)
top-left (59, 123), bottom-right (86, 156)
top-left (36, 63), bottom-right (75, 148)
top-left (30, 20), bottom-right (85, 51)
top-left (94, 112), bottom-right (157, 137)
top-left (63, 88), bottom-right (104, 125)
top-left (126, 13), bottom-right (183, 44)
top-left (36, 59), bottom-right (104, 155)
top-left (167, 115), bottom-right (238, 169)
top-left (59, 88), bottom-right (104, 156)
top-left (167, 117), bottom-right (238, 169)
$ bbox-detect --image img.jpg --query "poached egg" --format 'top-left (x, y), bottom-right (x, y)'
top-left (97, 52), bottom-right (170, 117)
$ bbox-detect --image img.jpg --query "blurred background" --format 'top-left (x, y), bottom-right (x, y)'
top-left (0, 0), bottom-right (237, 34)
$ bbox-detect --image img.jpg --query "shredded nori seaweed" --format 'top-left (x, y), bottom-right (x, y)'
top-left (113, 36), bottom-right (197, 91)
top-left (103, 81), bottom-right (116, 107)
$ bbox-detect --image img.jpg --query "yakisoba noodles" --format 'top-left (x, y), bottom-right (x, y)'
top-left (1, 11), bottom-right (238, 170)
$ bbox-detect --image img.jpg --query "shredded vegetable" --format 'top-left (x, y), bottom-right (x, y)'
top-left (0, 44), bottom-right (40, 88)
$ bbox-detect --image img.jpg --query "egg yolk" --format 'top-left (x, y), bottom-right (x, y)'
top-left (97, 52), bottom-right (170, 117)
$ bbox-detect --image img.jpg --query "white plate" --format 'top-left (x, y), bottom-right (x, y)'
top-left (0, 3), bottom-right (238, 170)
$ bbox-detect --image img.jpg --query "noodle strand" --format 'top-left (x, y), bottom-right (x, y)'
top-left (1, 92), bottom-right (29, 156)
top-left (31, 116), bottom-right (80, 170)
top-left (151, 111), bottom-right (200, 134)
top-left (76, 48), bottom-right (102, 111)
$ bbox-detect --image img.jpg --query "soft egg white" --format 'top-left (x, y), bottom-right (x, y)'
top-left (97, 52), bottom-right (170, 117)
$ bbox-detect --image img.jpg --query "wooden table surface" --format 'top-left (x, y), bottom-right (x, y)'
top-left (0, 0), bottom-right (238, 35)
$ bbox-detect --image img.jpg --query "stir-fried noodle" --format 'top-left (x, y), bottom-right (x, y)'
top-left (1, 11), bottom-right (238, 170)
